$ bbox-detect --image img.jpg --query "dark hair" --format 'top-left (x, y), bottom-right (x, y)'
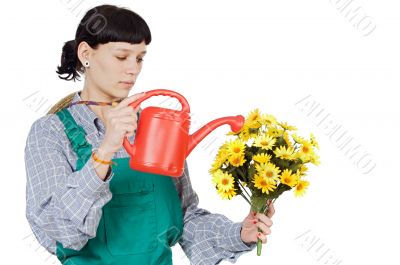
top-left (56, 5), bottom-right (152, 82)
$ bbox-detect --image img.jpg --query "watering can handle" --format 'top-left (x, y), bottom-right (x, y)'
top-left (123, 89), bottom-right (191, 155)
top-left (125, 89), bottom-right (190, 113)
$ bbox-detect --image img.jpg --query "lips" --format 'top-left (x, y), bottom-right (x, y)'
top-left (120, 81), bottom-right (134, 84)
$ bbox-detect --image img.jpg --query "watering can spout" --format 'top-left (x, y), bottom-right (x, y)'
top-left (187, 115), bottom-right (245, 156)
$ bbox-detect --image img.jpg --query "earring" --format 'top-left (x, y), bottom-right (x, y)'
top-left (84, 61), bottom-right (90, 67)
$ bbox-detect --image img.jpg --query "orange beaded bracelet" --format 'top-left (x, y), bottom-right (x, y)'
top-left (92, 150), bottom-right (115, 165)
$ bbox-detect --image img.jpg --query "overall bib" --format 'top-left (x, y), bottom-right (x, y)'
top-left (54, 108), bottom-right (184, 265)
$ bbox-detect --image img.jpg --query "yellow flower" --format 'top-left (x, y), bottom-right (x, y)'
top-left (294, 180), bottom-right (309, 197)
top-left (253, 175), bottom-right (276, 194)
top-left (238, 125), bottom-right (251, 141)
top-left (274, 145), bottom-right (296, 160)
top-left (217, 145), bottom-right (229, 160)
top-left (256, 162), bottom-right (281, 181)
top-left (211, 169), bottom-right (223, 185)
top-left (226, 124), bottom-right (251, 141)
top-left (310, 153), bottom-right (320, 166)
top-left (246, 108), bottom-right (262, 129)
top-left (217, 187), bottom-right (237, 200)
top-left (292, 133), bottom-right (306, 144)
top-left (228, 154), bottom-right (246, 167)
top-left (297, 140), bottom-right (314, 162)
top-left (267, 126), bottom-right (283, 137)
top-left (253, 153), bottom-right (272, 164)
top-left (300, 141), bottom-right (313, 155)
top-left (299, 164), bottom-right (308, 176)
top-left (310, 133), bottom-right (320, 149)
top-left (278, 121), bottom-right (297, 131)
top-left (209, 156), bottom-right (225, 174)
top-left (226, 130), bottom-right (240, 136)
top-left (254, 134), bottom-right (276, 150)
top-left (226, 139), bottom-right (246, 157)
top-left (261, 114), bottom-right (277, 126)
top-left (283, 131), bottom-right (294, 148)
top-left (209, 144), bottom-right (230, 173)
top-left (280, 169), bottom-right (298, 187)
top-left (248, 128), bottom-right (260, 139)
top-left (216, 171), bottom-right (235, 192)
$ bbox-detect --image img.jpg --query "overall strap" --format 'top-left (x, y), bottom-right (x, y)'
top-left (56, 108), bottom-right (92, 171)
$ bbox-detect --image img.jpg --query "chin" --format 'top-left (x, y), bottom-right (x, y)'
top-left (110, 88), bottom-right (129, 98)
top-left (117, 91), bottom-right (131, 100)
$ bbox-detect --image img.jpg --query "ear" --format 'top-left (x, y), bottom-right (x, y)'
top-left (76, 41), bottom-right (92, 66)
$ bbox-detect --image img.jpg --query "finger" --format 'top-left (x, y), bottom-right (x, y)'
top-left (114, 92), bottom-right (146, 109)
top-left (120, 124), bottom-right (137, 135)
top-left (255, 213), bottom-right (273, 227)
top-left (257, 232), bottom-right (267, 244)
top-left (267, 203), bottom-right (275, 218)
top-left (107, 114), bottom-right (137, 126)
top-left (255, 222), bottom-right (271, 235)
top-left (117, 116), bottom-right (138, 125)
top-left (248, 209), bottom-right (257, 218)
top-left (112, 106), bottom-right (137, 117)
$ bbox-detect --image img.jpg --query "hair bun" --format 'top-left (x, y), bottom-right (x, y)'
top-left (56, 39), bottom-right (80, 81)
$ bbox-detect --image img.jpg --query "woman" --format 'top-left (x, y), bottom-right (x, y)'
top-left (24, 4), bottom-right (275, 265)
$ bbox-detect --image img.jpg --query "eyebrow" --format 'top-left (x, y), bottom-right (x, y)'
top-left (115, 48), bottom-right (147, 54)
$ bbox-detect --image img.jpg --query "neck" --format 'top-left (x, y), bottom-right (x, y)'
top-left (80, 86), bottom-right (119, 102)
top-left (80, 86), bottom-right (116, 123)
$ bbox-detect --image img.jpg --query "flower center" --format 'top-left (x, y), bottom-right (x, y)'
top-left (260, 180), bottom-right (267, 186)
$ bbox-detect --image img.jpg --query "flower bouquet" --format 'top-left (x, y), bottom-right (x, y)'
top-left (209, 109), bottom-right (320, 256)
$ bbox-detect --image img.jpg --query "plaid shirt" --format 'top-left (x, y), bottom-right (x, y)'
top-left (24, 91), bottom-right (255, 265)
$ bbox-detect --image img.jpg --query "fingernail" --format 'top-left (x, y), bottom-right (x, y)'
top-left (253, 220), bottom-right (257, 224)
top-left (253, 212), bottom-right (257, 217)
top-left (257, 232), bottom-right (261, 237)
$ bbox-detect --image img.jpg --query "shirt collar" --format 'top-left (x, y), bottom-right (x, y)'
top-left (70, 91), bottom-right (105, 135)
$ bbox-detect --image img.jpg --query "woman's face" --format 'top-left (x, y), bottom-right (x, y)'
top-left (79, 41), bottom-right (147, 100)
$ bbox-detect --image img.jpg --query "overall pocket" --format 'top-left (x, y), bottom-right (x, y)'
top-left (103, 187), bottom-right (157, 256)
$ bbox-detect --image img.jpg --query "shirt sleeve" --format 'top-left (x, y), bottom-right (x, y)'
top-left (177, 161), bottom-right (256, 265)
top-left (24, 116), bottom-right (114, 253)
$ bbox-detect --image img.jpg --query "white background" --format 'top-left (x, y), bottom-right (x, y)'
top-left (0, 0), bottom-right (399, 264)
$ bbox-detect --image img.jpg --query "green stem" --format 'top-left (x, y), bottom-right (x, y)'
top-left (237, 167), bottom-right (247, 182)
top-left (257, 235), bottom-right (262, 256)
top-left (238, 180), bottom-right (251, 199)
top-left (256, 198), bottom-right (278, 256)
top-left (250, 197), bottom-right (269, 257)
top-left (257, 203), bottom-right (268, 256)
top-left (239, 193), bottom-right (251, 206)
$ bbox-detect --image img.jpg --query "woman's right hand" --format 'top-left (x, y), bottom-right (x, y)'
top-left (99, 92), bottom-right (146, 154)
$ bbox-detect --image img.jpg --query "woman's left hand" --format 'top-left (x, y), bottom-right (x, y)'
top-left (240, 200), bottom-right (275, 245)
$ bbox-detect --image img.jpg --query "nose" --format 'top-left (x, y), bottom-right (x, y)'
top-left (126, 61), bottom-right (141, 76)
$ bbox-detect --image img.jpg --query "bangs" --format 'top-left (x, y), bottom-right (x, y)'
top-left (85, 6), bottom-right (151, 46)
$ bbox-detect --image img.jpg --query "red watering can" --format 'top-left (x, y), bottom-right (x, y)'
top-left (123, 89), bottom-right (244, 177)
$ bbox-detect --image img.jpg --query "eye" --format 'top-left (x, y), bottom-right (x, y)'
top-left (137, 58), bottom-right (144, 63)
top-left (116, 56), bottom-right (127, 61)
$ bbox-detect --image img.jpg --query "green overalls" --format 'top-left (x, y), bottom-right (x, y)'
top-left (54, 108), bottom-right (184, 265)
